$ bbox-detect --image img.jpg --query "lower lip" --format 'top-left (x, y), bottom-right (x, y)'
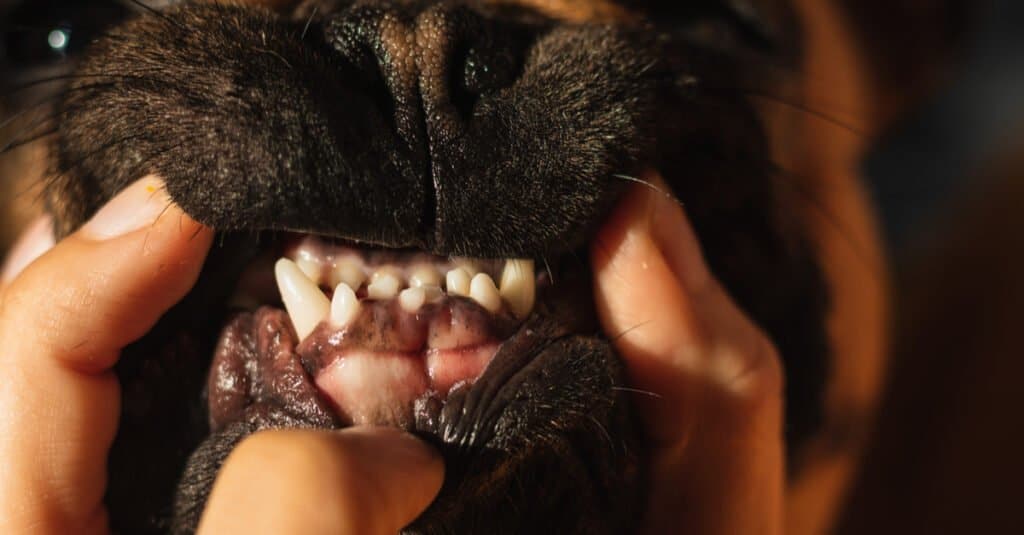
top-left (314, 342), bottom-right (499, 426)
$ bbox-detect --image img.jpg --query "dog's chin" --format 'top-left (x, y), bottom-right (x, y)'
top-left (160, 229), bottom-right (642, 534)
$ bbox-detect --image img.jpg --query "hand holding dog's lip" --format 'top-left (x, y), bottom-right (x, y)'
top-left (0, 176), bottom-right (214, 533)
top-left (592, 172), bottom-right (784, 534)
top-left (197, 427), bottom-right (444, 535)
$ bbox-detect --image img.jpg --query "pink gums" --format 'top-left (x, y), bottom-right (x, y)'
top-left (297, 297), bottom-right (508, 426)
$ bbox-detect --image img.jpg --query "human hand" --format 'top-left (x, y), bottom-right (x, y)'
top-left (592, 172), bottom-right (784, 534)
top-left (0, 177), bottom-right (442, 534)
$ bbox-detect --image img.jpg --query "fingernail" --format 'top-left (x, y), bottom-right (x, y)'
top-left (81, 176), bottom-right (171, 240)
top-left (1, 215), bottom-right (55, 284)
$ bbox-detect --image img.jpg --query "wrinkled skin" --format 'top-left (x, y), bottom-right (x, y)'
top-left (10, 0), bottom-right (834, 533)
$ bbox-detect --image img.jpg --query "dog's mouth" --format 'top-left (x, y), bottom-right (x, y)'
top-left (206, 233), bottom-right (554, 432)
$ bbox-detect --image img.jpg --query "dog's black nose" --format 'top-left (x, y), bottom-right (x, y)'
top-left (324, 4), bottom-right (526, 145)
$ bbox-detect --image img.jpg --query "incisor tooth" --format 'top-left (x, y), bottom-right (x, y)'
top-left (470, 273), bottom-right (501, 313)
top-left (295, 257), bottom-right (322, 284)
top-left (367, 271), bottom-right (401, 300)
top-left (399, 287), bottom-right (426, 313)
top-left (409, 265), bottom-right (441, 288)
top-left (329, 259), bottom-right (366, 290)
top-left (500, 259), bottom-right (535, 319)
top-left (446, 268), bottom-right (471, 297)
top-left (330, 283), bottom-right (360, 326)
top-left (275, 258), bottom-right (330, 340)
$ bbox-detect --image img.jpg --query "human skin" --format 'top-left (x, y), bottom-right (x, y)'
top-left (0, 173), bottom-right (786, 534)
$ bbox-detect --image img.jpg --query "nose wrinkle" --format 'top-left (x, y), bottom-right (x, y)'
top-left (326, 3), bottom-right (497, 249)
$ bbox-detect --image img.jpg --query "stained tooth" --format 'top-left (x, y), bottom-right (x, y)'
top-left (275, 258), bottom-right (330, 340)
top-left (469, 273), bottom-right (502, 313)
top-left (445, 268), bottom-right (472, 297)
top-left (409, 265), bottom-right (442, 288)
top-left (367, 271), bottom-right (401, 300)
top-left (330, 283), bottom-right (360, 326)
top-left (295, 257), bottom-right (322, 285)
top-left (399, 287), bottom-right (426, 313)
top-left (500, 259), bottom-right (536, 319)
top-left (329, 259), bottom-right (366, 290)
top-left (422, 285), bottom-right (444, 303)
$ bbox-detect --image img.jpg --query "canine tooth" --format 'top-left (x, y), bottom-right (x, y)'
top-left (445, 268), bottom-right (471, 297)
top-left (329, 259), bottom-right (366, 290)
top-left (399, 287), bottom-right (426, 313)
top-left (409, 265), bottom-right (442, 288)
top-left (367, 271), bottom-right (401, 300)
top-left (330, 283), bottom-right (360, 326)
top-left (275, 258), bottom-right (330, 340)
top-left (295, 257), bottom-right (322, 285)
top-left (470, 273), bottom-right (502, 313)
top-left (500, 259), bottom-right (536, 319)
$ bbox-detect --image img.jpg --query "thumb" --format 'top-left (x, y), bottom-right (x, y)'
top-left (197, 427), bottom-right (445, 535)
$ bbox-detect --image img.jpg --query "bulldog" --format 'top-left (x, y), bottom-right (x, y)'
top-left (0, 0), bottom-right (962, 533)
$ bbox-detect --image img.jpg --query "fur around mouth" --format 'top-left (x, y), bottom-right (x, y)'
top-left (208, 233), bottom-right (549, 431)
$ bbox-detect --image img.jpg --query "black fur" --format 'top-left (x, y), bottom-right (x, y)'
top-left (4, 0), bottom-right (830, 532)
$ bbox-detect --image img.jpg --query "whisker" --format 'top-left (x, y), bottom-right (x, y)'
top-left (0, 128), bottom-right (57, 157)
top-left (300, 6), bottom-right (319, 40)
top-left (610, 320), bottom-right (652, 342)
top-left (611, 386), bottom-right (663, 399)
top-left (587, 414), bottom-right (616, 453)
top-left (697, 83), bottom-right (866, 137)
top-left (541, 256), bottom-right (554, 284)
top-left (767, 162), bottom-right (884, 283)
top-left (2, 72), bottom-right (162, 99)
top-left (610, 173), bottom-right (685, 208)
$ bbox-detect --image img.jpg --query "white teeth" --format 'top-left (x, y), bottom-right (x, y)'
top-left (445, 268), bottom-right (472, 297)
top-left (399, 287), bottom-right (426, 313)
top-left (329, 259), bottom-right (366, 290)
top-left (500, 259), bottom-right (536, 319)
top-left (469, 273), bottom-right (502, 313)
top-left (275, 258), bottom-right (330, 340)
top-left (367, 270), bottom-right (401, 300)
top-left (295, 257), bottom-right (322, 285)
top-left (409, 265), bottom-right (442, 288)
top-left (330, 283), bottom-right (360, 326)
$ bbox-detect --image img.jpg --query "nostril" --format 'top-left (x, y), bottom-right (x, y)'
top-left (353, 43), bottom-right (396, 130)
top-left (450, 29), bottom-right (524, 120)
top-left (462, 40), bottom-right (520, 95)
top-left (449, 42), bottom-right (478, 120)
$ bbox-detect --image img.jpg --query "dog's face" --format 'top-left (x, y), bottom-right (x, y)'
top-left (0, 0), bottom-right (900, 533)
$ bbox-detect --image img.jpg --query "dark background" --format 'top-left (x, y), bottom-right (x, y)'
top-left (841, 0), bottom-right (1024, 531)
top-left (867, 0), bottom-right (1024, 253)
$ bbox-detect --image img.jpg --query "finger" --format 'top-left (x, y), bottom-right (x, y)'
top-left (0, 176), bottom-right (214, 533)
top-left (197, 427), bottom-right (444, 535)
top-left (0, 215), bottom-right (55, 287)
top-left (591, 172), bottom-right (784, 534)
top-left (592, 174), bottom-right (781, 444)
